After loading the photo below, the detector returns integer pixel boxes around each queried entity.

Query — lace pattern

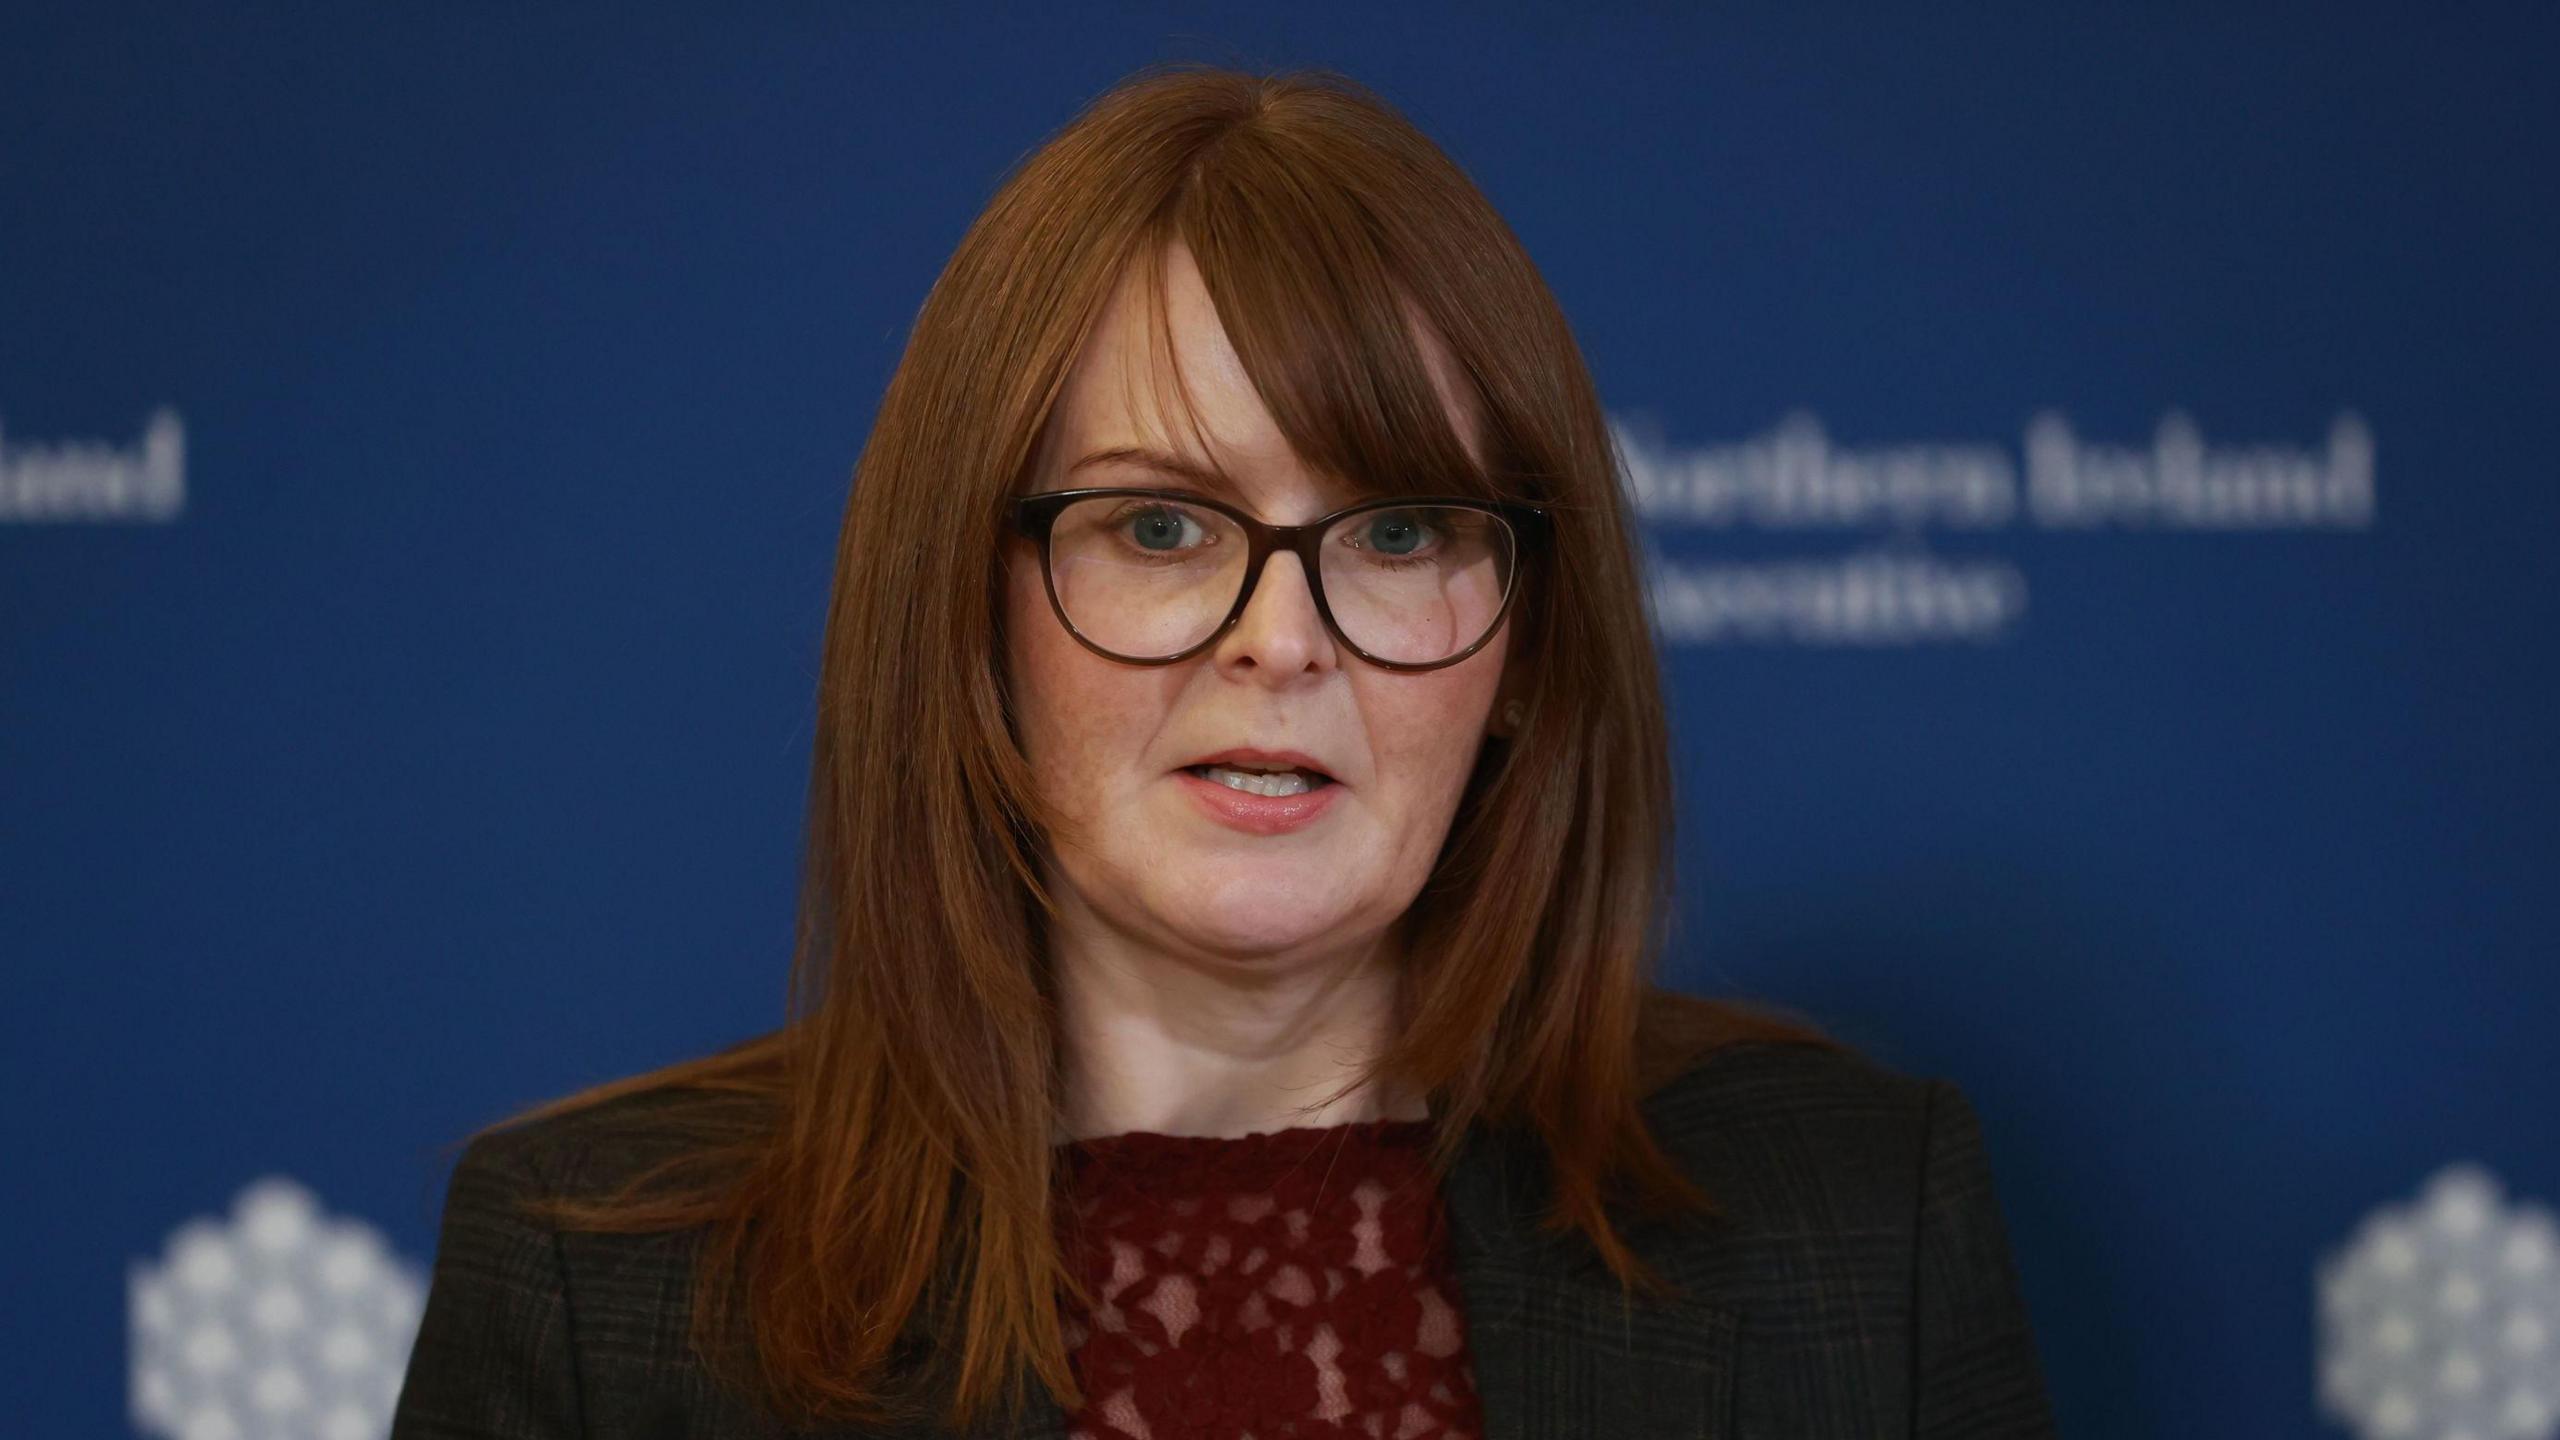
[1054,1117,1483,1440]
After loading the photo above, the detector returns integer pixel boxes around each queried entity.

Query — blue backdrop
[7,6,2556,1438]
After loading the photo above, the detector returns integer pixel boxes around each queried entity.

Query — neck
[1049,894,1426,1142]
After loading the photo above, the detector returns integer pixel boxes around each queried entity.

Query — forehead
[1034,238,1484,511]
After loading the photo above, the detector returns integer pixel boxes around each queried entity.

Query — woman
[391,63,2057,1440]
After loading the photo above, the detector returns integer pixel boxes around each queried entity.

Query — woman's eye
[1119,505,1205,550]
[1356,511,1437,556]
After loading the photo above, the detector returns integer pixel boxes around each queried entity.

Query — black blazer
[390,1039,2059,1438]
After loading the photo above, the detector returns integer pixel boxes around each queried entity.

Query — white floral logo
[2318,1162,2560,1440]
[129,1176,427,1440]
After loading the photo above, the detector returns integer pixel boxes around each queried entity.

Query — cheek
[1003,553,1157,809]
[1003,554,1084,769]
[1365,653,1505,817]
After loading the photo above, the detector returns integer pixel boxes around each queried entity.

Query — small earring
[1501,699,1525,730]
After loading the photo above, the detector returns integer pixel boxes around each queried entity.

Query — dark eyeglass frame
[1007,486,1548,673]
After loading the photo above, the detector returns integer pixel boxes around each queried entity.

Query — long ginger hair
[479,61,1844,1434]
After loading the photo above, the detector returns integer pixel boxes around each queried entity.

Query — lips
[1174,765,1344,835]
[1177,746,1339,783]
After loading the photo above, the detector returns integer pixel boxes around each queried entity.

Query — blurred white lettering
[2026,410,2374,529]
[1617,407,2374,645]
[0,407,187,522]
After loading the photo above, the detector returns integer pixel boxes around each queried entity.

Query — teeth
[1199,764,1319,798]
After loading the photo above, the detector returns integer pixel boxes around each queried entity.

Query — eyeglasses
[1007,487,1546,672]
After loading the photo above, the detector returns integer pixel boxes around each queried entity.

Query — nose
[1210,551,1338,681]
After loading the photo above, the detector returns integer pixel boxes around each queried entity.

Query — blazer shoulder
[395,1084,772,1439]
[1632,993,1951,1235]
[1635,985,1929,1128]
[454,1073,780,1219]
[428,1081,768,1340]
[1642,1034,1930,1132]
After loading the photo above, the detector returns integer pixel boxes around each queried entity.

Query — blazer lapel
[1441,1118,1742,1440]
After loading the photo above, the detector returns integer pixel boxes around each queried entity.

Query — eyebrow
[1067,446,1248,501]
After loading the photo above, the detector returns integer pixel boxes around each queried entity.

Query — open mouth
[1182,763,1337,798]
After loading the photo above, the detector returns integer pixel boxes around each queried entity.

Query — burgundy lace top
[1053,1117,1485,1440]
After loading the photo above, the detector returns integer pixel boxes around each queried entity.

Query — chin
[1168,870,1360,955]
